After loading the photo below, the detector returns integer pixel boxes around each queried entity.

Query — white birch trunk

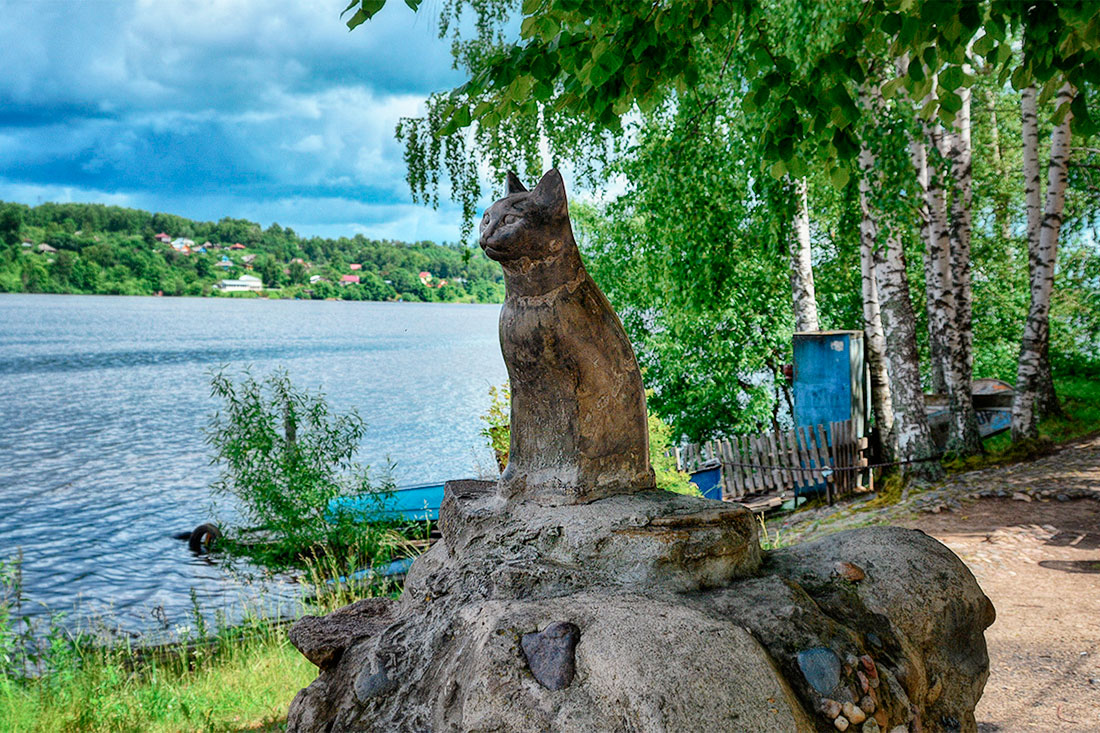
[872,226,943,480]
[946,87,975,373]
[857,143,895,460]
[914,118,982,456]
[1013,84,1074,440]
[941,85,983,454]
[911,136,949,394]
[789,177,820,332]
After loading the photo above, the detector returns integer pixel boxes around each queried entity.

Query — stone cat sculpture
[479,168,655,504]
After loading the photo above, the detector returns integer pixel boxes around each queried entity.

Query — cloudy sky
[0,0,480,242]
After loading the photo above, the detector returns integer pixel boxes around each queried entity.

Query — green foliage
[206,368,396,569]
[647,406,698,497]
[0,199,505,303]
[479,382,511,472]
[361,0,1100,235]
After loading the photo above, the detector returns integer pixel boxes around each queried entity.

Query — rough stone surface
[285,172,994,733]
[287,598,396,669]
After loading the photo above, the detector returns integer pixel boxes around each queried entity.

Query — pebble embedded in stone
[1012,491,1032,502]
[857,670,870,692]
[835,561,866,582]
[842,701,867,724]
[860,694,876,714]
[354,663,397,702]
[834,714,850,731]
[798,647,842,696]
[861,719,880,733]
[860,655,879,687]
[521,621,580,691]
[821,698,841,719]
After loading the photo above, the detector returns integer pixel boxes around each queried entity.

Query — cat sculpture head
[478,169,573,264]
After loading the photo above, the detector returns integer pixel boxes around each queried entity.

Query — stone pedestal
[287,482,994,733]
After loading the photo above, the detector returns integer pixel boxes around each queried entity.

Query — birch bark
[1013,84,1074,440]
[872,225,943,480]
[789,177,820,332]
[914,120,982,456]
[857,143,895,460]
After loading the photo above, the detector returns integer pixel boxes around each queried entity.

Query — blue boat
[328,481,449,524]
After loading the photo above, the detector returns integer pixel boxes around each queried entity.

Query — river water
[0,294,506,637]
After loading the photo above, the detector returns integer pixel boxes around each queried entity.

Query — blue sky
[0,0,477,242]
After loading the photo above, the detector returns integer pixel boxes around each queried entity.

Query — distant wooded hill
[0,200,504,303]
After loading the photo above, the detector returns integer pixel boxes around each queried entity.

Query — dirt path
[907,499,1100,732]
[774,434,1100,732]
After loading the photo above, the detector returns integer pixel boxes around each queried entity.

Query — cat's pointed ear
[531,168,567,217]
[505,171,527,195]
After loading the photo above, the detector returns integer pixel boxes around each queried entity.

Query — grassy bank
[0,626,313,732]
[0,549,400,732]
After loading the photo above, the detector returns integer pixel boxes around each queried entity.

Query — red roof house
[340,275,361,285]
[349,263,362,271]
[230,243,247,250]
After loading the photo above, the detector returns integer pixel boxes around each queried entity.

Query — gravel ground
[769,433,1100,732]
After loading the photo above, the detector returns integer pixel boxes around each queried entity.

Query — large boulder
[287,489,994,733]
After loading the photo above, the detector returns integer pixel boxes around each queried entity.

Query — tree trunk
[985,89,1013,241]
[857,143,895,461]
[1013,84,1074,440]
[912,137,949,394]
[789,177,820,332]
[941,87,983,455]
[872,226,943,481]
[914,121,982,457]
[945,87,975,375]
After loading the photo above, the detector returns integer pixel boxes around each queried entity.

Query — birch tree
[1013,84,1076,440]
[789,178,820,332]
[871,222,942,480]
[857,142,895,460]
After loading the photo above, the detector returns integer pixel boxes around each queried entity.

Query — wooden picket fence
[676,420,869,506]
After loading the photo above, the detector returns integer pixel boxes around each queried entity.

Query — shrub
[206,368,395,569]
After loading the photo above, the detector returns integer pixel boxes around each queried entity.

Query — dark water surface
[0,294,505,636]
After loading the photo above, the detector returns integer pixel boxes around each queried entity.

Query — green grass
[0,620,314,733]
[0,536,412,733]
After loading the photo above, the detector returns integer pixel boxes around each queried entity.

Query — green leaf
[403,0,421,10]
[346,8,369,30]
[940,66,964,91]
[940,90,963,114]
[521,0,541,13]
[922,45,937,72]
[1010,64,1031,91]
[972,32,994,58]
[345,0,385,29]
[829,165,850,189]
[769,160,787,179]
[880,76,905,100]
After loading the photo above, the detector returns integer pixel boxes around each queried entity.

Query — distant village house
[215,274,263,292]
